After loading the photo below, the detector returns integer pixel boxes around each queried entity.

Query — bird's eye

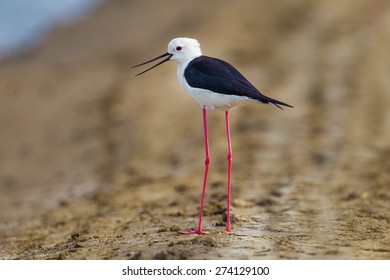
[176,46,182,51]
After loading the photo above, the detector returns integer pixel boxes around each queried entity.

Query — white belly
[184,86,255,110]
[177,63,256,110]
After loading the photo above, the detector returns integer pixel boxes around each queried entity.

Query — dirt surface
[1,0,390,259]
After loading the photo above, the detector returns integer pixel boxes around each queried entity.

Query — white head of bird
[167,37,202,64]
[132,37,202,76]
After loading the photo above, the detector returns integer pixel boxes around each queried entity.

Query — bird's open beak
[132,52,173,76]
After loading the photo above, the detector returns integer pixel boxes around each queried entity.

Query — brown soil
[0,0,389,259]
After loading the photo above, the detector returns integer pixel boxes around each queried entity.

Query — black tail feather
[258,94,293,110]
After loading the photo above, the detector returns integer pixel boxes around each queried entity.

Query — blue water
[0,0,103,57]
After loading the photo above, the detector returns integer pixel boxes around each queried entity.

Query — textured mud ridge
[0,0,389,259]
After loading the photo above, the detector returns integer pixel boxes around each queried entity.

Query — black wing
[184,56,293,109]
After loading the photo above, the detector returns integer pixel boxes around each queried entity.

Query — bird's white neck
[177,59,192,87]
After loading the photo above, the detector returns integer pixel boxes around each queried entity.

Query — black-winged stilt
[133,37,293,234]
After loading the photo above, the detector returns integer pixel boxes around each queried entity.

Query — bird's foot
[178,229,208,235]
[225,225,232,234]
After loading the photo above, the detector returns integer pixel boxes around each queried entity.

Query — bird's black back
[184,56,292,109]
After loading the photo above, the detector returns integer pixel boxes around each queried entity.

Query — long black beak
[132,52,173,76]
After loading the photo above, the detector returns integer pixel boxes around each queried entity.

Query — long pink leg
[225,110,232,233]
[179,107,210,234]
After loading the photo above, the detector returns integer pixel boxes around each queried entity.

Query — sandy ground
[0,0,389,259]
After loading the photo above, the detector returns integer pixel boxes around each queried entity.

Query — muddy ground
[0,0,389,259]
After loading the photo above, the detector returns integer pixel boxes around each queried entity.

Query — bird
[133,37,293,234]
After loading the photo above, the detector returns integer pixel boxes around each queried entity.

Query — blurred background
[0,0,103,57]
[0,0,389,259]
